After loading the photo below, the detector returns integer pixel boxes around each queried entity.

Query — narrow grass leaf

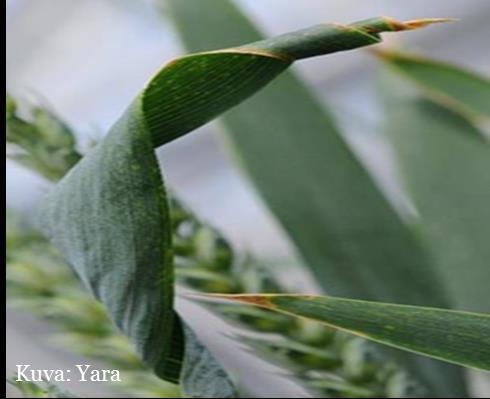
[208,294,490,371]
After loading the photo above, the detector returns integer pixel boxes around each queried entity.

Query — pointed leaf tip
[351,17,455,37]
[396,17,458,31]
[209,294,490,371]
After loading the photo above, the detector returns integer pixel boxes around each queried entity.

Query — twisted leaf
[38,15,449,396]
[205,294,490,371]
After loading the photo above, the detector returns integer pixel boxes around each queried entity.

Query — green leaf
[207,294,490,371]
[379,55,490,313]
[38,10,438,395]
[166,1,466,396]
[181,328,237,398]
[376,50,490,125]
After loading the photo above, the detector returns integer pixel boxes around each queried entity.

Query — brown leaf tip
[387,17,458,31]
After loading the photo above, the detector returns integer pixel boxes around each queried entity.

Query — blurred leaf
[5,95,82,181]
[165,1,466,396]
[238,335,340,371]
[379,55,490,313]
[210,294,490,370]
[376,50,490,126]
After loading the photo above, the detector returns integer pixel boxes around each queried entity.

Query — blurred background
[6,0,490,397]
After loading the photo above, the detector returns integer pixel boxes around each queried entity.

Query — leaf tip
[390,17,458,31]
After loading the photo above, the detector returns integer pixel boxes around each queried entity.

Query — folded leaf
[207,294,490,371]
[379,56,490,313]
